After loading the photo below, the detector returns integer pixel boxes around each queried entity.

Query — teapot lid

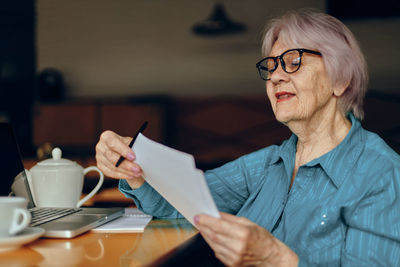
[37,147,75,166]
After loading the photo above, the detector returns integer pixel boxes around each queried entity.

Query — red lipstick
[275,91,295,102]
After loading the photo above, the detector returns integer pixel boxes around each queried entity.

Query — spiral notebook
[92,208,152,233]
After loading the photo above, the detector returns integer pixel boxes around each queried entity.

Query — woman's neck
[288,109,351,167]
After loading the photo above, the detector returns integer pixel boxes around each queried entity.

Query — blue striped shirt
[120,114,400,266]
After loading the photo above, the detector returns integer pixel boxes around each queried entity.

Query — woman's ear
[333,80,350,97]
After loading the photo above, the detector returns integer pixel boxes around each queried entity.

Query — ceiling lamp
[192,3,246,37]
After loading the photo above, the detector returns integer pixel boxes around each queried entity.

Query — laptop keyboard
[30,207,82,227]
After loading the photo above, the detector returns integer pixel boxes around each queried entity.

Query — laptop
[0,123,124,238]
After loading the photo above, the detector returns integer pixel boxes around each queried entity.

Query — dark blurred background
[1,0,399,206]
[1,0,399,164]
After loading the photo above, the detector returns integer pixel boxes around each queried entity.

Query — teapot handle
[77,166,104,207]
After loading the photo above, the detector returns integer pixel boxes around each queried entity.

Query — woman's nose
[269,62,289,84]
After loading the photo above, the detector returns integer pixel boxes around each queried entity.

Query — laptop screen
[0,123,35,208]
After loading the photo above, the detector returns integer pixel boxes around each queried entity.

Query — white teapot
[26,147,104,208]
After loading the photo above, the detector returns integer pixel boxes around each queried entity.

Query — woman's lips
[275,91,295,103]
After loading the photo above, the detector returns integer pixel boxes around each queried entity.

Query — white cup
[0,197,31,238]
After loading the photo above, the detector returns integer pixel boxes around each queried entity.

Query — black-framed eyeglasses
[256,48,322,81]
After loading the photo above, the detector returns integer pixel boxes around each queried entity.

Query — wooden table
[0,219,197,267]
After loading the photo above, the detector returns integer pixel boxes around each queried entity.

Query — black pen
[115,121,148,167]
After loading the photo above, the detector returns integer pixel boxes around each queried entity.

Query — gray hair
[262,9,368,119]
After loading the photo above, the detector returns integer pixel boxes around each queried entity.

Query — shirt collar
[272,134,297,180]
[305,113,364,188]
[272,113,365,188]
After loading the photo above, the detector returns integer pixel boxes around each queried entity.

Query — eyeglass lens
[258,50,302,80]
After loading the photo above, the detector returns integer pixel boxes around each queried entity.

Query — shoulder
[350,128,400,192]
[359,129,400,169]
[346,114,400,170]
[339,127,400,226]
[239,144,281,165]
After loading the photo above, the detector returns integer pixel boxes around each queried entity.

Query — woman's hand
[95,130,145,189]
[194,212,298,267]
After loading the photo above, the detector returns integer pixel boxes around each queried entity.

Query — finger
[196,212,249,226]
[97,157,136,179]
[96,142,144,181]
[220,212,253,225]
[96,148,140,176]
[202,234,236,266]
[96,138,138,172]
[197,214,256,257]
[200,225,233,252]
[95,147,121,171]
[98,130,135,162]
[96,136,127,168]
[97,145,122,167]
[112,135,135,161]
[196,214,241,248]
[195,213,222,227]
[199,214,280,266]
[196,213,244,237]
[119,160,143,176]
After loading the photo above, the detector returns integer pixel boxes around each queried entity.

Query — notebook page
[92,208,152,233]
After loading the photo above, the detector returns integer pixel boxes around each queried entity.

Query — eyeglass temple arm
[302,49,321,56]
[256,64,269,70]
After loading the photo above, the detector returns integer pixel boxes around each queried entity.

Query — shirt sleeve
[341,166,400,266]
[204,151,267,214]
[118,147,271,218]
[119,179,183,218]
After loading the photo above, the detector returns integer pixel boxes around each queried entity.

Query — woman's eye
[291,57,300,66]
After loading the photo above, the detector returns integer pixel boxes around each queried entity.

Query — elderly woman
[95,9,400,266]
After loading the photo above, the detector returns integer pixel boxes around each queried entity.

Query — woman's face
[266,39,337,126]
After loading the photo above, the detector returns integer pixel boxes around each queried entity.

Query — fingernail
[131,166,141,174]
[127,152,135,161]
[194,215,199,225]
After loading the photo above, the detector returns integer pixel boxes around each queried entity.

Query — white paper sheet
[92,208,152,233]
[132,133,220,226]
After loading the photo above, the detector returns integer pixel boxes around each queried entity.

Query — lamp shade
[192,4,246,36]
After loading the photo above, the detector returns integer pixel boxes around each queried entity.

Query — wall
[37,0,400,98]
